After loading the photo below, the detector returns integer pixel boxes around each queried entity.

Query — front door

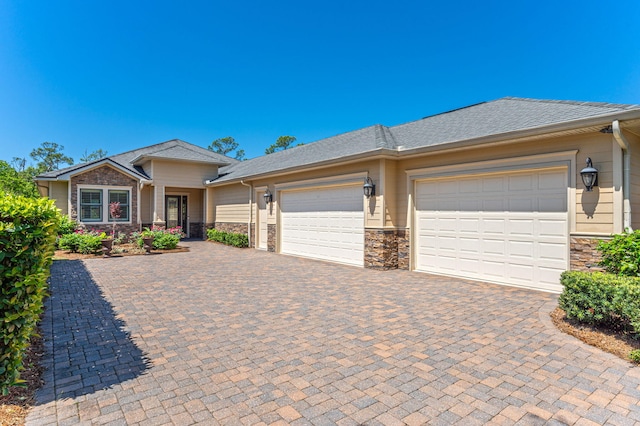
[166,195,188,236]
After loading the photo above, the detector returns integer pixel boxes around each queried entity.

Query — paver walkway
[28,241,640,425]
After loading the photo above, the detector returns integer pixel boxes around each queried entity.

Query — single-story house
[38,97,640,292]
[35,139,238,239]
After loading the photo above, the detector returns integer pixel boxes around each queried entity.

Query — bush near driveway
[0,193,59,394]
[134,226,185,250]
[207,228,249,248]
[597,230,640,277]
[559,271,640,337]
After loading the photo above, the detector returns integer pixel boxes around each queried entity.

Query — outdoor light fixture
[580,157,598,192]
[363,177,375,198]
[263,189,273,204]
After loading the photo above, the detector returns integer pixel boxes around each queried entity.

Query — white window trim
[77,184,133,225]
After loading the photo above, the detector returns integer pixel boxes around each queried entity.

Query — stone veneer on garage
[570,236,605,272]
[364,229,410,270]
[70,165,139,236]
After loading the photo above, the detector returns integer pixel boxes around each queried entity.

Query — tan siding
[383,160,397,227]
[397,132,614,233]
[213,184,251,223]
[152,160,218,188]
[50,181,69,215]
[248,160,383,226]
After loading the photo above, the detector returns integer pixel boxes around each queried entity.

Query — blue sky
[1,1,639,164]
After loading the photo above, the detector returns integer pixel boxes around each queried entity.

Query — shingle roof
[36,139,238,180]
[211,97,640,184]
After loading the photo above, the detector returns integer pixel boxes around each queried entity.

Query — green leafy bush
[56,214,78,236]
[0,193,59,393]
[598,230,640,277]
[136,226,184,250]
[207,228,249,248]
[559,271,640,335]
[630,350,640,363]
[57,230,103,254]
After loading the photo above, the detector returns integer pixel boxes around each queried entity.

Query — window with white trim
[108,190,130,221]
[80,189,103,222]
[78,186,131,223]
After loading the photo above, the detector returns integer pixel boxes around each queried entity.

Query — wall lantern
[580,157,598,192]
[263,189,273,204]
[363,177,375,198]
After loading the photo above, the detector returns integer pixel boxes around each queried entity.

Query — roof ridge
[499,96,640,110]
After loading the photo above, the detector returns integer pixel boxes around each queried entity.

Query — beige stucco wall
[394,132,615,234]
[140,185,153,223]
[49,181,69,216]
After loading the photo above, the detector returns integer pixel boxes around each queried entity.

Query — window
[80,189,102,222]
[78,186,131,223]
[108,190,130,221]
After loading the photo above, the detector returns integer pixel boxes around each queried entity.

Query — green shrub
[136,226,183,250]
[559,271,640,335]
[630,350,640,363]
[0,193,59,394]
[56,214,77,236]
[598,230,640,277]
[207,228,249,248]
[57,230,103,254]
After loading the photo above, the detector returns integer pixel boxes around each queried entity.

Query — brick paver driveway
[28,241,640,425]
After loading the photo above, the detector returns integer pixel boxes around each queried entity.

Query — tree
[0,160,39,198]
[80,149,108,162]
[265,135,301,155]
[30,141,73,173]
[208,136,245,161]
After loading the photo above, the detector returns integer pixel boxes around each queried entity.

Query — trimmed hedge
[207,229,249,248]
[57,231,103,254]
[559,271,640,336]
[0,193,59,394]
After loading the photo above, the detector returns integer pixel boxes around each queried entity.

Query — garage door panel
[281,185,364,266]
[415,168,568,292]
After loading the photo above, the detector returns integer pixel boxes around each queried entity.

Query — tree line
[1,136,303,198]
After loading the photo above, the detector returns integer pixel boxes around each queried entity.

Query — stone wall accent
[70,165,139,235]
[570,236,605,272]
[364,229,399,270]
[213,222,249,235]
[397,229,410,270]
[267,224,276,252]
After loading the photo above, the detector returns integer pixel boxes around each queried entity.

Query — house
[38,97,640,292]
[204,97,640,293]
[35,139,238,239]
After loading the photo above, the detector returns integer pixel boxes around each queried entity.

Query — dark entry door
[165,195,187,233]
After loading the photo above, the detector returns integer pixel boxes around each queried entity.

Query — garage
[414,167,568,292]
[280,185,364,266]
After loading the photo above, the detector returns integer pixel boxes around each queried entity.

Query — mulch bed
[550,307,640,364]
[0,332,45,426]
[53,243,189,260]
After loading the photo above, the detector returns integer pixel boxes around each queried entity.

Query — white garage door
[415,167,568,292]
[281,185,364,266]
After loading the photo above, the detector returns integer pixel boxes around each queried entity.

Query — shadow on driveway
[36,260,151,404]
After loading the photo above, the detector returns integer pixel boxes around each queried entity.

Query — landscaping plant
[597,229,640,277]
[207,228,249,248]
[0,193,59,394]
[136,226,184,250]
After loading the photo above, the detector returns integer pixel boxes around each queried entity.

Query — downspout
[612,120,632,231]
[240,180,252,247]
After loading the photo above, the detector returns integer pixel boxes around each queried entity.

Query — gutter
[612,120,632,231]
[240,180,252,247]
